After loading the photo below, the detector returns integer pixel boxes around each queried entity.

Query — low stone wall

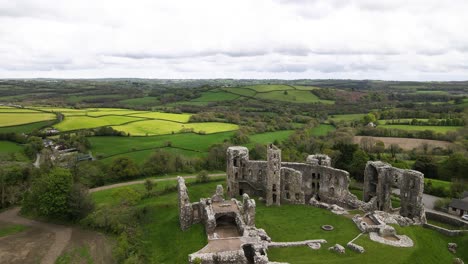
[425,211,468,228]
[423,223,468,237]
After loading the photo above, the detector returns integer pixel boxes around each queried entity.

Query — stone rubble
[328,244,346,254]
[448,242,458,254]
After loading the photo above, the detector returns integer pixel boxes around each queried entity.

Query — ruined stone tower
[226,146,249,198]
[266,144,281,206]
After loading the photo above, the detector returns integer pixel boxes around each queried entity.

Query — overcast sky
[1,0,468,80]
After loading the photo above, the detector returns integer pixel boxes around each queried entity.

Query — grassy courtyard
[90,179,467,264]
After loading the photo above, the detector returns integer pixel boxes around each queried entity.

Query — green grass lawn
[256,90,334,104]
[91,179,467,264]
[379,124,461,133]
[0,112,56,127]
[311,124,336,136]
[55,115,145,131]
[0,224,27,237]
[191,91,240,102]
[424,178,451,191]
[329,114,366,122]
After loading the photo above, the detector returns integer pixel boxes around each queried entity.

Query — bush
[434,198,451,211]
[196,170,209,183]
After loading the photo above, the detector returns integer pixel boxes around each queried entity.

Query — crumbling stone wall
[363,161,425,222]
[280,167,305,204]
[177,177,194,230]
[266,144,281,206]
[226,145,359,208]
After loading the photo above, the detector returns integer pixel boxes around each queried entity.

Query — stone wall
[363,161,425,222]
[177,177,194,231]
[266,144,281,206]
[426,211,468,228]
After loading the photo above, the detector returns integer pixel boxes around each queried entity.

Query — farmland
[55,115,145,131]
[378,124,461,133]
[329,114,366,122]
[0,112,56,127]
[112,120,238,136]
[353,136,455,151]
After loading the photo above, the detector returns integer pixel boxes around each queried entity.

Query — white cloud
[0,0,468,80]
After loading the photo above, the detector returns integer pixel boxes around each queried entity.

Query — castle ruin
[226,144,425,222]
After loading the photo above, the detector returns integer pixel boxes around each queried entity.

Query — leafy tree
[24,136,43,159]
[438,153,468,181]
[349,149,369,181]
[23,168,93,221]
[144,179,155,195]
[108,157,140,181]
[412,156,438,179]
[332,142,358,171]
[142,150,176,176]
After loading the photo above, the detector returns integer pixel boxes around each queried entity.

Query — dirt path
[89,173,226,193]
[0,207,72,264]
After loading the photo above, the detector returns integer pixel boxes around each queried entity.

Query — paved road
[393,189,468,223]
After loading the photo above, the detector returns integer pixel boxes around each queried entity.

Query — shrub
[196,170,209,183]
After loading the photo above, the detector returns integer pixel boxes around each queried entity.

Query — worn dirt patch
[353,136,455,151]
[58,228,114,264]
[0,226,54,264]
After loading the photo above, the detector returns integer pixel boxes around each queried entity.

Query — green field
[246,84,295,92]
[0,107,42,113]
[90,179,468,264]
[192,91,240,102]
[0,120,54,133]
[112,120,238,136]
[294,85,321,90]
[89,131,235,159]
[119,96,160,106]
[414,90,450,95]
[311,124,336,136]
[0,112,56,127]
[329,114,366,122]
[0,141,23,153]
[379,124,461,133]
[0,140,29,161]
[55,115,144,131]
[85,110,144,117]
[256,90,334,104]
[223,87,257,97]
[127,112,192,122]
[99,147,204,165]
[247,130,295,147]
